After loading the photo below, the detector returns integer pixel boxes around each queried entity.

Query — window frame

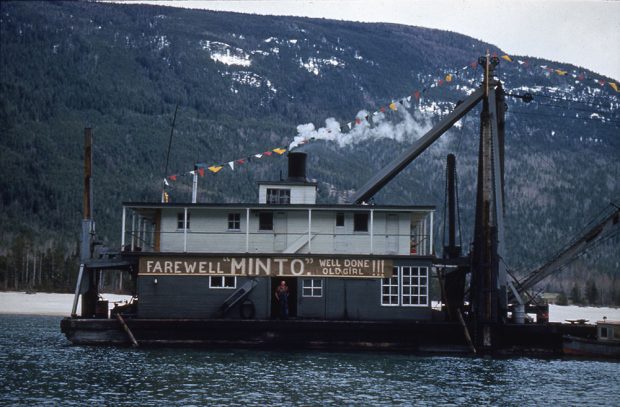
[177,212,190,230]
[335,212,345,228]
[227,212,241,231]
[266,188,291,204]
[302,279,323,298]
[209,276,237,289]
[381,266,428,307]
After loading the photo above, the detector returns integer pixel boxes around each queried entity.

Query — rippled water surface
[1,315,619,406]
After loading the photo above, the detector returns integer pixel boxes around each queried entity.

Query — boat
[563,320,620,358]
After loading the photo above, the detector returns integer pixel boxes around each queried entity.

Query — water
[1,315,618,406]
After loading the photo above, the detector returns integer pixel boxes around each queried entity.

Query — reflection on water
[0,315,618,405]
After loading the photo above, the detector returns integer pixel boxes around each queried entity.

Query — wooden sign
[139,256,393,279]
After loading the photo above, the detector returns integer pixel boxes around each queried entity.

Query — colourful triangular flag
[236,159,245,164]
[273,148,286,155]
[228,161,235,170]
[254,154,263,159]
[445,74,452,82]
[197,168,205,177]
[407,95,411,102]
[170,175,177,181]
[501,55,512,62]
[263,151,273,156]
[347,122,352,129]
[208,165,223,174]
[163,178,169,186]
[555,69,567,76]
[355,118,361,125]
[389,102,397,111]
[610,82,619,92]
[414,90,420,100]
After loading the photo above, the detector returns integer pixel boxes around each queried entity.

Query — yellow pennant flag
[501,55,513,62]
[208,165,223,174]
[273,148,287,155]
[609,82,619,92]
[555,69,568,76]
[445,74,452,82]
[389,102,397,111]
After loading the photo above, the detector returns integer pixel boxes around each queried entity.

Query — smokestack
[287,152,307,182]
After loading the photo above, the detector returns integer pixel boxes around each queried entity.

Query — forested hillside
[0,1,618,302]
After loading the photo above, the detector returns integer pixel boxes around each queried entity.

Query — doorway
[270,277,297,319]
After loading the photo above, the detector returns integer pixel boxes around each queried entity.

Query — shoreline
[1,291,619,321]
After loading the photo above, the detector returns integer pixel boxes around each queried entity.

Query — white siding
[155,208,427,255]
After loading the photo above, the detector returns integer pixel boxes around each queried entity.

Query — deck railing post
[308,209,312,253]
[183,207,188,252]
[121,206,126,251]
[370,209,374,254]
[245,208,250,253]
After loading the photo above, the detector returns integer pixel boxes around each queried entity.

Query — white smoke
[289,100,433,150]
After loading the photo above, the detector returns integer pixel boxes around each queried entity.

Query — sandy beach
[0,291,618,322]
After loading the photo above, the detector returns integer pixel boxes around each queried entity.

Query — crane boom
[350,87,485,204]
[510,204,620,301]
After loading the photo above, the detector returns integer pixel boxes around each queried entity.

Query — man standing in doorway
[275,280,289,319]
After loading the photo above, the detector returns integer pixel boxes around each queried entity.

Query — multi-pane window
[177,212,190,230]
[353,213,368,232]
[228,213,241,230]
[401,266,428,306]
[209,276,236,289]
[336,212,345,227]
[259,212,273,230]
[266,188,291,204]
[381,267,400,306]
[381,266,428,306]
[302,279,323,297]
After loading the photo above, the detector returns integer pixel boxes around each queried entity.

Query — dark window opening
[336,212,345,227]
[259,212,273,230]
[353,213,369,232]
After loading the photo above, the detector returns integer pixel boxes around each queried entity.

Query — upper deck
[121,202,435,256]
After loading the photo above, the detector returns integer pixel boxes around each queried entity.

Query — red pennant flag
[380,107,386,113]
[169,175,177,181]
[198,168,205,177]
[598,79,605,86]
[263,151,273,156]
[438,79,444,86]
[236,159,245,164]
[414,90,420,100]
[578,73,585,81]
[355,118,361,125]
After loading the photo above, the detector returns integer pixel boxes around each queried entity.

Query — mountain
[0,1,618,301]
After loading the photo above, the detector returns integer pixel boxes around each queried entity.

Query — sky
[117,0,620,80]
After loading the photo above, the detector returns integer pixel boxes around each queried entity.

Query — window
[401,266,428,306]
[353,213,368,232]
[259,212,273,230]
[381,267,400,306]
[177,212,190,230]
[381,266,428,307]
[228,213,241,230]
[336,212,345,227]
[302,279,323,297]
[600,327,608,339]
[210,276,236,289]
[267,188,291,204]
